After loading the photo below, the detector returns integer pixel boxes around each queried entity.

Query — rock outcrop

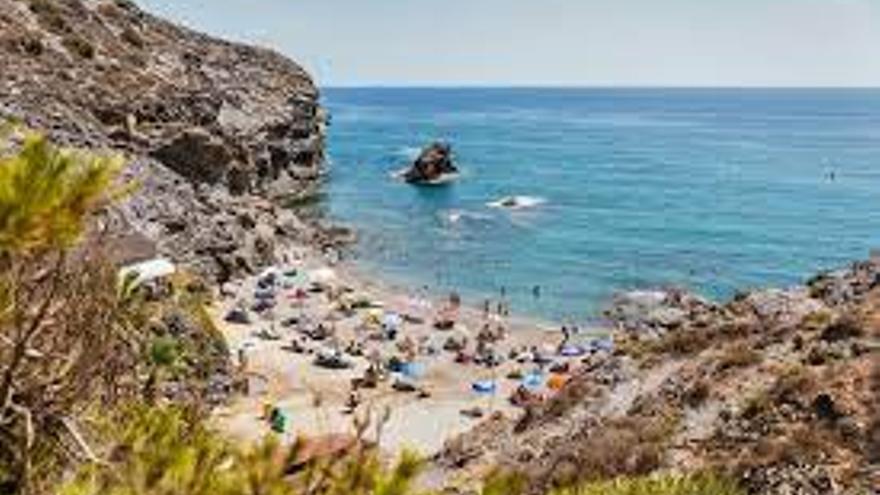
[0,0,331,281]
[402,141,458,184]
[439,260,880,494]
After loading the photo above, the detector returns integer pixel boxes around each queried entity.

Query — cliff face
[0,0,330,280]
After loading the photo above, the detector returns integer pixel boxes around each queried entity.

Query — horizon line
[322,83,880,90]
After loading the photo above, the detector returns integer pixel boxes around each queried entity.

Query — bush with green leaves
[60,405,429,495]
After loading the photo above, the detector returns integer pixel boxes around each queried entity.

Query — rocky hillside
[0,0,336,281]
[440,259,880,494]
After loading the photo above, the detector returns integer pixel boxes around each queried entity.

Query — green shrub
[0,129,132,493]
[716,343,760,372]
[59,405,429,495]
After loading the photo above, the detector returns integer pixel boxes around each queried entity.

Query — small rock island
[402,141,459,184]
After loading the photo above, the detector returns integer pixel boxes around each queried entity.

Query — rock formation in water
[0,0,334,281]
[403,141,458,184]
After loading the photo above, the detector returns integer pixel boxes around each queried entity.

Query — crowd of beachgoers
[210,247,613,454]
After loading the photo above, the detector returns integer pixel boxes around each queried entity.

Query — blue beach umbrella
[559,344,585,357]
[471,380,497,395]
[590,336,614,353]
[400,362,425,379]
[521,371,545,391]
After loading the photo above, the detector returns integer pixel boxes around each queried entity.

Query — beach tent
[118,258,175,287]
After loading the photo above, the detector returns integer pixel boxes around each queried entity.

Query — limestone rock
[402,142,458,184]
[0,0,327,281]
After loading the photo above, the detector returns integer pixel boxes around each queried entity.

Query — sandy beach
[209,245,603,456]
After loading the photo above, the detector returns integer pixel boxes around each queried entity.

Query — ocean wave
[486,195,547,210]
[439,209,493,225]
[389,168,460,185]
[393,146,423,160]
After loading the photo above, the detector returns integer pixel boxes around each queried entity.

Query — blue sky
[139,0,880,87]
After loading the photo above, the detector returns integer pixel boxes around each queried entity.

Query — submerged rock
[402,142,458,184]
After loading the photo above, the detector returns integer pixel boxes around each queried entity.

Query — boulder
[604,289,714,337]
[402,142,458,184]
[741,288,826,329]
[152,127,236,185]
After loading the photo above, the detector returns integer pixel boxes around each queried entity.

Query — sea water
[322,88,880,321]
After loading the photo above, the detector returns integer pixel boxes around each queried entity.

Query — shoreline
[209,242,609,456]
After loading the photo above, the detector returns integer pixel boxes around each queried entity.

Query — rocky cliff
[0,0,333,281]
[440,259,880,494]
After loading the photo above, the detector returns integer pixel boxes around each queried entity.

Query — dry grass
[539,414,680,489]
[62,35,95,59]
[716,343,761,373]
[682,379,711,407]
[820,313,866,342]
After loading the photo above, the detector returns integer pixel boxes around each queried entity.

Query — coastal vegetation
[0,127,753,495]
[1,1,876,494]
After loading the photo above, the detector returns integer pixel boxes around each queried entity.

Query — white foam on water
[438,209,492,225]
[486,195,547,210]
[394,146,423,160]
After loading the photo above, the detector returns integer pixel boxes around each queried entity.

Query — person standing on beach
[559,325,571,352]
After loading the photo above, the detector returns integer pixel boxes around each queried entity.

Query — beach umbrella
[383,312,402,330]
[590,336,615,353]
[400,362,425,380]
[471,379,497,395]
[559,344,585,357]
[547,373,568,392]
[521,371,545,391]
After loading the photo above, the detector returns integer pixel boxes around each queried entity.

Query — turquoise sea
[322,88,880,321]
